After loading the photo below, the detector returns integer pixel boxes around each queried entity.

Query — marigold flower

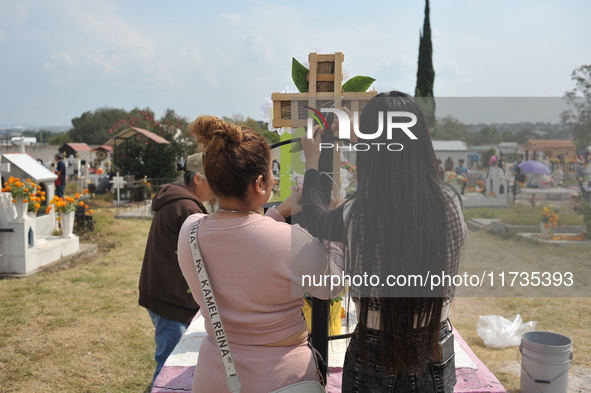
[78,201,84,206]
[12,199,16,203]
[22,199,28,203]
[84,205,89,209]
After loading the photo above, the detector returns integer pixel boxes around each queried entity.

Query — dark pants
[56,184,65,198]
[342,325,456,393]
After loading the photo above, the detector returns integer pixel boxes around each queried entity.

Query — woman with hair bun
[177,116,343,392]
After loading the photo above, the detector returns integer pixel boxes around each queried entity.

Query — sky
[0,0,590,128]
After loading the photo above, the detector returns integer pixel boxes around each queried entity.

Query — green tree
[111,108,198,179]
[48,132,72,145]
[415,0,435,128]
[223,114,280,144]
[69,107,128,145]
[482,148,497,168]
[473,126,501,145]
[562,65,591,152]
[21,129,53,143]
[433,116,472,142]
[503,127,537,145]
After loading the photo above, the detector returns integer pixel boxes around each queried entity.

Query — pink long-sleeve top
[177,209,343,346]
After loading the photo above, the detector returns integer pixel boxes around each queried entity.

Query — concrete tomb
[0,153,79,275]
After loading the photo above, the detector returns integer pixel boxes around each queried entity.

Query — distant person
[497,152,505,173]
[54,153,66,198]
[455,159,468,194]
[528,173,541,188]
[437,159,444,180]
[95,174,113,195]
[138,153,215,385]
[512,154,525,196]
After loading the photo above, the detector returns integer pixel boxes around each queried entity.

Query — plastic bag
[476,314,537,348]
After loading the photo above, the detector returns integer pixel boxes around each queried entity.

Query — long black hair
[345,91,450,373]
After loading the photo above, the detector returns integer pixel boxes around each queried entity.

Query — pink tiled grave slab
[153,314,505,393]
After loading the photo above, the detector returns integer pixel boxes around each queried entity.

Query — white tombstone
[66,155,76,177]
[0,154,79,275]
[462,166,509,208]
[485,166,508,198]
[110,174,126,205]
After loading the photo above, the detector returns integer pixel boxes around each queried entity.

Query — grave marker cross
[110,174,126,205]
[271,53,376,379]
[271,52,376,196]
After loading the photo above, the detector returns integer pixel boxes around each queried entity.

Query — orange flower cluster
[541,205,559,228]
[50,194,81,214]
[2,177,40,201]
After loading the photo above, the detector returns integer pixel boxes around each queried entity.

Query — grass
[0,209,154,393]
[452,226,591,391]
[0,204,589,392]
[463,203,585,226]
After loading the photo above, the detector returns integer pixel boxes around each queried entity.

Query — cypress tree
[415,0,436,128]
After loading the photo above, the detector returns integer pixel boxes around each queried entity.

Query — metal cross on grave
[271,52,377,198]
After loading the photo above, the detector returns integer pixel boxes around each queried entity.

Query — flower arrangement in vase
[2,177,45,219]
[540,205,558,239]
[50,193,82,215]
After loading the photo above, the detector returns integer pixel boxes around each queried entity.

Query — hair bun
[190,115,243,151]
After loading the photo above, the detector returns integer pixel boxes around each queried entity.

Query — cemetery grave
[0,153,83,276]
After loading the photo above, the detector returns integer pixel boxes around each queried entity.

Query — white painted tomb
[462,166,510,208]
[0,153,80,275]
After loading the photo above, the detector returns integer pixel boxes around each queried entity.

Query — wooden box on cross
[271,52,377,129]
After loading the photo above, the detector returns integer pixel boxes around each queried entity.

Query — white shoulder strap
[189,218,242,393]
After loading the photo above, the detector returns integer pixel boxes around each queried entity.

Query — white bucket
[520,331,573,393]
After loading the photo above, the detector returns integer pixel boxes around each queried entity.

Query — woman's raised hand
[275,191,302,218]
[301,126,323,171]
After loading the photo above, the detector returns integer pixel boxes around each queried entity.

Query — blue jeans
[147,309,189,384]
[342,326,456,393]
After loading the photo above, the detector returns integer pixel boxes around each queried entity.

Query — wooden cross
[271,52,377,378]
[271,52,377,196]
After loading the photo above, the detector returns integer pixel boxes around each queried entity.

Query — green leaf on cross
[292,58,309,93]
[342,76,375,92]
